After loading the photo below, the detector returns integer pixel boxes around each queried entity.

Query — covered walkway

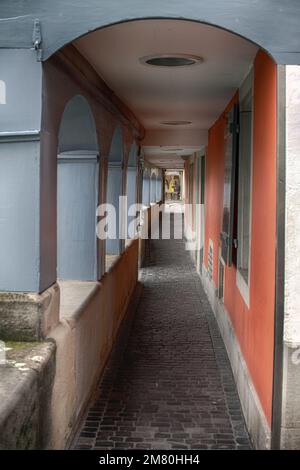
[2,3,300,450]
[74,208,251,450]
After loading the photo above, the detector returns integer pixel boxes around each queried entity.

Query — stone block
[0,283,60,341]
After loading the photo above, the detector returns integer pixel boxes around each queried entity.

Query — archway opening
[57,95,99,281]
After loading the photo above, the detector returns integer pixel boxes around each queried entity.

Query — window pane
[237,89,252,284]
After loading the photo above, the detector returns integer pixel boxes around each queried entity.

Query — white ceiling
[145,146,204,169]
[75,20,257,168]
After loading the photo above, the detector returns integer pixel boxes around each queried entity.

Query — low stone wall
[48,239,139,449]
[0,239,139,449]
[0,284,60,342]
[0,341,55,449]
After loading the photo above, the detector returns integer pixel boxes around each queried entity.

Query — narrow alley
[74,208,251,450]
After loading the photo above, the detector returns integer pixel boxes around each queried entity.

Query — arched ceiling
[75,20,257,168]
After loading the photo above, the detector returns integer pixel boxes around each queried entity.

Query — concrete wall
[280,65,300,448]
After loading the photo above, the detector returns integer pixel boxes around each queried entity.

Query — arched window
[57,95,99,281]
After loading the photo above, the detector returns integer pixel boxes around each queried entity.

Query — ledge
[105,255,120,273]
[58,280,99,322]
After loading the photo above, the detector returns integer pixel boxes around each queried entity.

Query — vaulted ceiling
[75,19,258,168]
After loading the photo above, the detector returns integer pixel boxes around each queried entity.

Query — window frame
[236,68,254,307]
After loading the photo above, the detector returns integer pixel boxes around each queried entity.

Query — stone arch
[2,1,299,64]
[57,95,100,280]
[58,95,98,153]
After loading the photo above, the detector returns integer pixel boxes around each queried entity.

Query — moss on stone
[5,341,38,350]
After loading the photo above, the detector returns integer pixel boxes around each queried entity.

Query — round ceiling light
[140,53,203,67]
[160,120,192,126]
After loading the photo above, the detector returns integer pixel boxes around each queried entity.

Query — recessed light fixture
[160,120,192,126]
[140,53,203,68]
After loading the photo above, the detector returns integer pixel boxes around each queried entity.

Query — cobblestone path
[74,213,251,450]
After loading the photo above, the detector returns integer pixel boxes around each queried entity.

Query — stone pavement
[73,212,252,450]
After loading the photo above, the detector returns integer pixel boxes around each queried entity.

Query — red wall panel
[203,50,277,425]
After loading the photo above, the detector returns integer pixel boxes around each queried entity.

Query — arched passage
[0,3,297,451]
[57,95,99,281]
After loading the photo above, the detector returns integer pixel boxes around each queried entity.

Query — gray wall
[57,95,99,281]
[1,1,300,64]
[0,49,42,292]
[0,46,135,292]
[57,152,98,280]
[142,169,151,207]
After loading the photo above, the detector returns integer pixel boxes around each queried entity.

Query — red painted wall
[203,50,277,425]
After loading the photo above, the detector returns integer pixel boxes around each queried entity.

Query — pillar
[106,162,123,255]
[0,49,59,341]
[274,65,300,449]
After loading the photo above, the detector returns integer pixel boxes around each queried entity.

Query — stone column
[279,65,300,448]
[0,49,59,341]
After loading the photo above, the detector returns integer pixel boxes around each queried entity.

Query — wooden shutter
[220,104,239,266]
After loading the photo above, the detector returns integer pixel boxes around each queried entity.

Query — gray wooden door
[57,151,98,280]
